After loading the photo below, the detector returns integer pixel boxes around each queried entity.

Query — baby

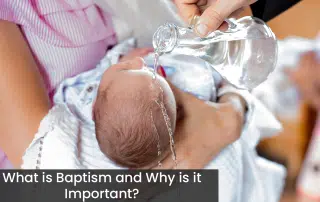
[93,52,216,169]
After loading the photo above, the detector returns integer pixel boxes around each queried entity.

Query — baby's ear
[157,66,167,78]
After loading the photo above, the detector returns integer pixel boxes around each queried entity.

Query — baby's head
[93,58,177,169]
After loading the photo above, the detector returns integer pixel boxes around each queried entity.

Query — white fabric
[22,39,286,202]
[95,0,184,47]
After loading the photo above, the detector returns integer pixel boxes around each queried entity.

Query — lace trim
[33,106,60,169]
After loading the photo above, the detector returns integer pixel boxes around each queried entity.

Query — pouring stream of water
[152,51,178,168]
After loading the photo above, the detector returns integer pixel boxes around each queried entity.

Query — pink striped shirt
[0,0,117,168]
[0,0,117,94]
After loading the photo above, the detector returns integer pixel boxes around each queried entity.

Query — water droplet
[257,50,263,64]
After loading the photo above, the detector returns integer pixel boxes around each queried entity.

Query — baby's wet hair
[93,82,175,168]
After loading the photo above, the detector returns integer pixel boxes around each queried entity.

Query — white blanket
[95,0,184,47]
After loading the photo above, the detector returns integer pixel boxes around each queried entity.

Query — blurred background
[241,0,320,201]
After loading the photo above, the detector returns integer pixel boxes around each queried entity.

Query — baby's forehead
[102,67,156,89]
[98,78,153,103]
[99,66,174,106]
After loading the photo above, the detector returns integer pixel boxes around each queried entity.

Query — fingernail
[159,66,166,78]
[195,23,209,37]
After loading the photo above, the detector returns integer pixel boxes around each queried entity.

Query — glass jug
[153,16,278,90]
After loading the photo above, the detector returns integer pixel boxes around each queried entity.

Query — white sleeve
[21,105,82,169]
[217,85,283,149]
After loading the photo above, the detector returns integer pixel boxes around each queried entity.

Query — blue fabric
[53,54,111,125]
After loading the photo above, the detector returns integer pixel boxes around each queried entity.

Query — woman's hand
[174,0,256,37]
[286,51,320,111]
[155,83,245,169]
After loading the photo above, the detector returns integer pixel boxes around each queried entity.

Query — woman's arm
[0,20,50,167]
[152,86,246,169]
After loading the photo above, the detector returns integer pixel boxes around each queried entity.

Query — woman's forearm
[153,145,221,169]
[154,125,222,169]
[155,94,246,170]
[0,20,50,167]
[174,142,221,169]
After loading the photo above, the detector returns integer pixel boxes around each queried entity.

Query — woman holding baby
[0,0,299,170]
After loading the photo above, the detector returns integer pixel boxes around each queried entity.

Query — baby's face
[99,57,176,113]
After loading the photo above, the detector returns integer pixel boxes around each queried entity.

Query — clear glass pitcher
[153,16,278,90]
